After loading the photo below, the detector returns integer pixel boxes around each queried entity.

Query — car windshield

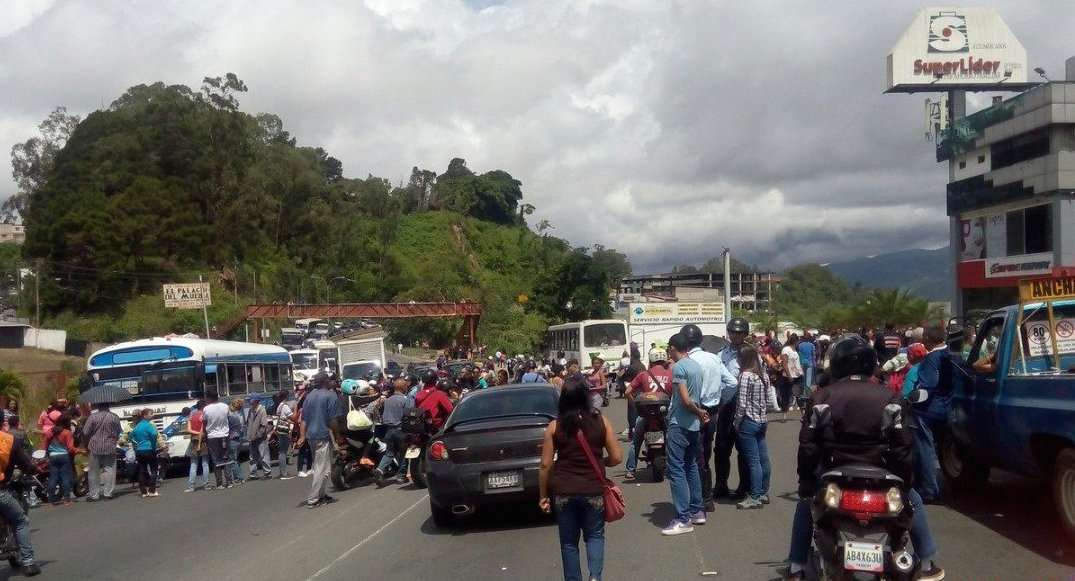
[448,388,558,426]
[584,323,626,348]
[291,353,318,369]
[342,362,382,380]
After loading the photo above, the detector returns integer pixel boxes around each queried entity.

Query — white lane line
[305,493,429,581]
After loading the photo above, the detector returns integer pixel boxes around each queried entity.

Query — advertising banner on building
[960,217,986,261]
[887,7,1028,92]
[163,283,212,309]
[985,252,1053,279]
[985,213,1006,258]
[628,302,725,325]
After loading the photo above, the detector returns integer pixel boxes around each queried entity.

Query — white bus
[85,337,293,460]
[546,320,630,372]
[290,339,339,383]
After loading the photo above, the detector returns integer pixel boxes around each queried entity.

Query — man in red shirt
[185,401,211,491]
[623,352,673,481]
[414,371,454,431]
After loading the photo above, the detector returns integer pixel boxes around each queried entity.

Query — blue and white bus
[85,337,294,459]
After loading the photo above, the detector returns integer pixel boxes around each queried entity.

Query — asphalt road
[17,398,1075,581]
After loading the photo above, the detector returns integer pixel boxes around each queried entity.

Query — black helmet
[727,317,750,334]
[420,368,439,386]
[680,324,703,349]
[827,334,877,381]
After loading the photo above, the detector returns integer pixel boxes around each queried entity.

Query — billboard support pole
[200,274,211,339]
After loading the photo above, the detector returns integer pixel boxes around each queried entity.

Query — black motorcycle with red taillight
[634,391,670,482]
[807,465,918,581]
[400,407,436,489]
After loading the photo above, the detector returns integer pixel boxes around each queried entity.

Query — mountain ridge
[822,246,952,302]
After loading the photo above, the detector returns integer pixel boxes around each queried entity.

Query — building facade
[939,67,1075,312]
[618,270,780,313]
[0,223,24,245]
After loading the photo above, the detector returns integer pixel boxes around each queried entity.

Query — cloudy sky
[1,0,1071,273]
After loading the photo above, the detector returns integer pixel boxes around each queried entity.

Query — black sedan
[424,384,558,527]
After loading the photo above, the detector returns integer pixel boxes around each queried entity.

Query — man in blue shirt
[297,373,341,508]
[680,323,737,513]
[798,334,816,388]
[662,333,710,536]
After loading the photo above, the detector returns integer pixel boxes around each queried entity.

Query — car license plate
[644,431,664,444]
[843,541,884,573]
[404,446,421,459]
[485,470,521,489]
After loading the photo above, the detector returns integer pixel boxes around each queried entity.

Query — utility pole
[34,259,40,328]
[199,274,211,339]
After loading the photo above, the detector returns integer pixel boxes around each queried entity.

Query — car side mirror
[906,389,929,404]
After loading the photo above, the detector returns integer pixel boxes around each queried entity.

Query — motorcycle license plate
[644,431,664,444]
[843,541,884,573]
[404,446,421,459]
[485,470,521,489]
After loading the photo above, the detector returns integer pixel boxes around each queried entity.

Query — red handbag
[576,430,626,522]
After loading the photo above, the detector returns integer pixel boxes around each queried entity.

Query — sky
[1,0,1072,274]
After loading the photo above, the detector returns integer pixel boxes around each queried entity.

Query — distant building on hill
[0,223,24,245]
[618,270,781,313]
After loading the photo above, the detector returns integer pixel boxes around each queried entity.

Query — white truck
[337,334,387,381]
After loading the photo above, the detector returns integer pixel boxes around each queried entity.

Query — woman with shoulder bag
[274,390,294,479]
[539,376,623,581]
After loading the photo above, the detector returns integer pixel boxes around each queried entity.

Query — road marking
[305,493,428,581]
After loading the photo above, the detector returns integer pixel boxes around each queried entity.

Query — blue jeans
[625,417,645,473]
[0,490,34,565]
[666,425,703,522]
[788,486,937,565]
[736,418,770,500]
[188,455,210,488]
[376,427,405,475]
[912,415,941,501]
[229,439,244,482]
[276,433,291,477]
[803,366,815,388]
[47,454,72,502]
[554,494,605,581]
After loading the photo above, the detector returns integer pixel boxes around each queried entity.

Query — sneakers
[623,472,636,482]
[372,469,385,487]
[184,487,195,493]
[395,475,409,484]
[661,520,694,536]
[690,511,707,525]
[919,563,946,581]
[280,474,294,480]
[298,471,309,478]
[21,563,40,577]
[704,499,716,513]
[203,485,214,491]
[759,495,771,505]
[737,497,764,510]
[307,495,340,509]
[147,492,159,497]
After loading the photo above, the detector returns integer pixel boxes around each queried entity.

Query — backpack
[400,407,433,435]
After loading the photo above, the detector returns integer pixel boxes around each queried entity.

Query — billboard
[628,302,725,325]
[163,283,212,309]
[887,7,1028,92]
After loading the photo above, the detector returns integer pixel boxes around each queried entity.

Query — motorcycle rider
[622,350,673,481]
[415,369,454,432]
[0,428,41,576]
[783,335,944,581]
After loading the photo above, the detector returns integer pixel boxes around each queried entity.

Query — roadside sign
[1019,277,1075,302]
[163,283,212,309]
[628,302,725,325]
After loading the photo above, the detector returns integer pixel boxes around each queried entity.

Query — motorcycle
[634,391,670,482]
[29,450,88,501]
[0,474,35,570]
[806,464,917,581]
[330,426,385,491]
[400,408,436,489]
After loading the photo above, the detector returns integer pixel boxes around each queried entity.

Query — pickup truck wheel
[939,432,989,492]
[1053,449,1075,541]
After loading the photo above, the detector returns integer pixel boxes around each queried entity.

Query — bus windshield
[584,323,627,348]
[291,353,318,370]
[342,362,382,381]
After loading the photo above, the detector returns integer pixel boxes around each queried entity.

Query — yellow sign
[1019,277,1075,302]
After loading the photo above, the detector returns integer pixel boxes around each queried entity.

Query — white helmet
[648,348,667,363]
[355,379,372,395]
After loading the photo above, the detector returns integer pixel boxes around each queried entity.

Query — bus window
[247,364,265,393]
[583,323,627,348]
[226,363,247,395]
[264,365,281,392]
[279,365,295,390]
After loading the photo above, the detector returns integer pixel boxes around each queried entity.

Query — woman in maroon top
[539,376,622,581]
